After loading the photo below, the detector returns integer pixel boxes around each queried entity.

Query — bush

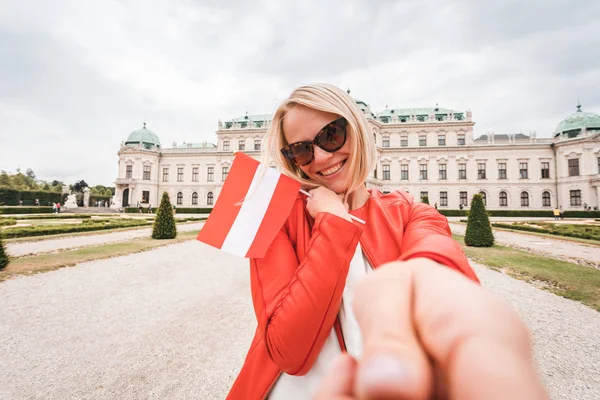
[0,219,17,227]
[152,192,177,239]
[465,194,494,247]
[0,207,54,214]
[125,207,213,214]
[421,195,429,204]
[0,187,62,206]
[0,236,8,270]
[0,219,152,239]
[437,209,600,218]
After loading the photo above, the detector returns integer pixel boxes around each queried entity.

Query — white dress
[268,244,372,399]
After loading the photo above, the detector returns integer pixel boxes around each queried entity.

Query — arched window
[479,191,487,206]
[207,192,214,205]
[177,192,183,205]
[542,191,551,207]
[520,191,529,207]
[499,191,508,207]
[192,192,198,205]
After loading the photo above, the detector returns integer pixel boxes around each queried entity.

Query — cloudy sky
[1,0,599,186]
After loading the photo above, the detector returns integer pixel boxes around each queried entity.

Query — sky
[1,0,599,186]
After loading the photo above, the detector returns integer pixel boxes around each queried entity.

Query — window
[457,135,465,145]
[498,162,507,179]
[177,192,183,205]
[142,191,149,203]
[541,162,550,179]
[458,163,467,180]
[382,136,390,147]
[401,165,409,180]
[192,192,198,205]
[162,168,169,182]
[419,136,427,146]
[192,167,199,182]
[254,139,261,151]
[255,121,263,128]
[438,164,447,180]
[459,191,468,206]
[240,122,247,128]
[207,166,214,182]
[382,165,390,180]
[520,191,529,207]
[417,115,426,122]
[568,159,580,177]
[380,116,390,123]
[223,140,230,151]
[570,190,581,206]
[400,136,408,147]
[238,140,245,151]
[420,191,428,202]
[177,167,184,182]
[499,191,508,207]
[126,165,133,179]
[440,191,448,206]
[419,164,428,180]
[519,162,528,179]
[477,163,486,179]
[222,166,229,181]
[143,165,151,180]
[542,191,551,207]
[207,192,214,205]
[479,191,487,206]
[438,135,446,146]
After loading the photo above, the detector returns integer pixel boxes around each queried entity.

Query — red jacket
[227,190,478,399]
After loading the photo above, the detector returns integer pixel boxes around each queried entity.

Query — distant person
[56,202,61,213]
[173,205,177,214]
[553,207,560,220]
[137,201,142,214]
[434,202,438,210]
[148,203,153,214]
[35,199,40,206]
[559,206,564,220]
[52,203,57,214]
[19,200,23,206]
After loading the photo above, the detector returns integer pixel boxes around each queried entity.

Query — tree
[421,195,429,204]
[25,168,36,180]
[0,171,11,187]
[152,192,177,239]
[0,236,9,271]
[73,180,89,193]
[465,194,494,247]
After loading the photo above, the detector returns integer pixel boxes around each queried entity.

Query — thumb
[352,262,433,399]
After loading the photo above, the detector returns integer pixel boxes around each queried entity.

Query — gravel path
[0,242,598,399]
[5,223,205,258]
[450,223,600,268]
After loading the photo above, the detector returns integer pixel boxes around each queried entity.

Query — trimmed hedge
[0,207,54,215]
[0,236,8,270]
[125,207,213,214]
[439,209,600,218]
[465,194,494,247]
[152,192,177,239]
[0,220,152,239]
[0,219,17,227]
[492,223,600,241]
[0,187,62,206]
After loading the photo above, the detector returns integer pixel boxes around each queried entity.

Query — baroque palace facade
[115,100,600,210]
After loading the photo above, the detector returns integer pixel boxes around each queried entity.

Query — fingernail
[360,355,408,385]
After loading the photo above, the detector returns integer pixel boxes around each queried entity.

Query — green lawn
[454,234,600,311]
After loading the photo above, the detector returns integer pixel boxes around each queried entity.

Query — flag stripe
[196,153,259,249]
[220,166,281,257]
[245,174,301,258]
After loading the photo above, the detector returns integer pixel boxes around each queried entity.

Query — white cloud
[0,0,598,185]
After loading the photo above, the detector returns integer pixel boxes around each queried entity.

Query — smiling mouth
[318,160,346,176]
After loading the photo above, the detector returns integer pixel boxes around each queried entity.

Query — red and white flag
[196,152,301,258]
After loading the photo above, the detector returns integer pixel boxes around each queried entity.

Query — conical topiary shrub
[0,236,9,271]
[152,192,177,239]
[465,194,494,247]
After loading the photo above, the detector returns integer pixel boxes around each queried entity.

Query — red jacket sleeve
[396,195,479,283]
[249,212,362,375]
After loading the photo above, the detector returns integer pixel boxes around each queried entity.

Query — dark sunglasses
[280,117,348,166]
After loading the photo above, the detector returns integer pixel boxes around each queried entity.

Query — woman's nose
[312,146,334,166]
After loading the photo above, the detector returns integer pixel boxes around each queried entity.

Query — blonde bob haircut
[262,83,376,196]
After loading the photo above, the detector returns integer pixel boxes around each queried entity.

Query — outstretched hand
[315,258,548,399]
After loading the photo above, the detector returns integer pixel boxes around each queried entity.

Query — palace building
[115,101,600,210]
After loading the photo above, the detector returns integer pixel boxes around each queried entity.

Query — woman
[227,83,478,399]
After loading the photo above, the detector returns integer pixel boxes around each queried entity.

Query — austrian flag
[196,152,300,258]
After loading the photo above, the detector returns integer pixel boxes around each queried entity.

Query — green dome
[554,105,600,138]
[125,123,161,148]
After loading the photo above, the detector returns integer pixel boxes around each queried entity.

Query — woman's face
[282,105,352,194]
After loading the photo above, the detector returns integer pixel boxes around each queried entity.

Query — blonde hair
[262,83,376,196]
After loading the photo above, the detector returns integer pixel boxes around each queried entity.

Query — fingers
[353,258,548,400]
[408,259,548,400]
[314,353,358,400]
[353,264,434,399]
